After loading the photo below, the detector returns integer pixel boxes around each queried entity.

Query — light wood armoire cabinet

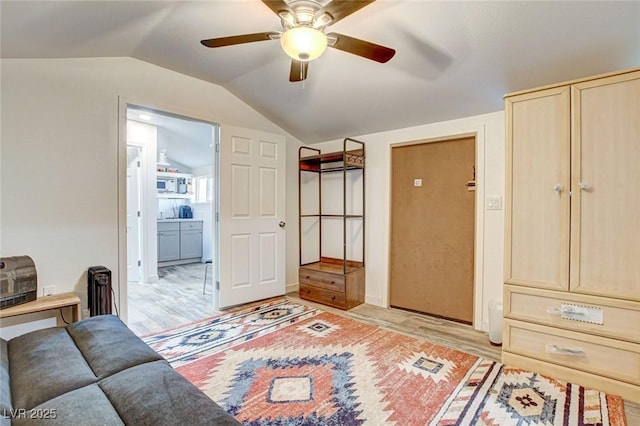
[503,68,640,402]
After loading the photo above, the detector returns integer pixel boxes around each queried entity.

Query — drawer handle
[305,276,310,280]
[330,281,335,285]
[304,288,311,294]
[545,344,586,357]
[547,307,586,317]
[332,295,336,300]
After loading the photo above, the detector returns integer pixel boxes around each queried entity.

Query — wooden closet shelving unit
[298,138,365,310]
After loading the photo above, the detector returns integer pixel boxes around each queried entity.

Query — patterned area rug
[144,299,627,425]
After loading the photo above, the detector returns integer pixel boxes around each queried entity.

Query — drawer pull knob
[331,281,335,284]
[332,295,336,300]
[306,276,310,280]
[545,344,586,357]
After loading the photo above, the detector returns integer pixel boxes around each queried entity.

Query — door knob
[553,184,563,193]
[279,221,286,228]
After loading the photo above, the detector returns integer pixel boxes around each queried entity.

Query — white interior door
[218,125,286,308]
[127,147,142,282]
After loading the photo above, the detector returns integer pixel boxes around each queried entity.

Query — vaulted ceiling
[2,1,639,143]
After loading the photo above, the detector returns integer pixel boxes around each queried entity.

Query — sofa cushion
[12,384,124,426]
[0,339,11,413]
[66,315,163,379]
[8,328,96,410]
[99,360,240,425]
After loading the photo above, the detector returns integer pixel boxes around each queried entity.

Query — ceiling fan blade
[320,0,375,25]
[289,60,309,82]
[201,32,276,48]
[262,0,295,18]
[327,32,395,63]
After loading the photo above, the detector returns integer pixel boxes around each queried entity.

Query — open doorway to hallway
[125,105,219,335]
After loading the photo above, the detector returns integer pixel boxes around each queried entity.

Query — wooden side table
[0,292,82,323]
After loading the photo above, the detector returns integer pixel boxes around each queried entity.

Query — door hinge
[216,281,220,290]
[215,143,220,153]
[137,161,141,168]
[137,210,141,217]
[216,212,220,222]
[137,260,141,267]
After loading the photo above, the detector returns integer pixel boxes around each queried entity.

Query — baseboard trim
[286,283,299,294]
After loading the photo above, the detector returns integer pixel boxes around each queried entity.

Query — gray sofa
[1,315,239,425]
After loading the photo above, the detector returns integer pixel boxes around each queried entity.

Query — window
[195,175,213,203]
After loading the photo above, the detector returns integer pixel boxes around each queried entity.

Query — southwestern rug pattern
[144,299,626,425]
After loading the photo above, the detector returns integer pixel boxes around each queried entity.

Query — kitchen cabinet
[503,67,640,402]
[158,222,180,262]
[180,221,203,259]
[157,220,203,264]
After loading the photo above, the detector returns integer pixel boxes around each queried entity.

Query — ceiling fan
[200,0,396,82]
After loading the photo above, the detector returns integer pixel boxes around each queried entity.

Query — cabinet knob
[332,295,336,300]
[553,184,563,193]
[578,182,591,191]
[330,281,335,285]
[306,275,310,280]
[279,221,286,229]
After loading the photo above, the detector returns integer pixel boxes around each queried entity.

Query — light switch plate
[486,196,502,210]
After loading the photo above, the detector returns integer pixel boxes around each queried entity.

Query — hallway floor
[127,263,217,335]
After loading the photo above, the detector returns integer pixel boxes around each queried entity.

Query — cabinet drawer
[158,222,180,232]
[504,319,640,385]
[299,284,346,309]
[504,285,640,343]
[180,221,203,231]
[299,269,345,292]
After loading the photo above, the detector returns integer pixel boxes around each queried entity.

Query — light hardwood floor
[127,267,639,422]
[128,263,217,335]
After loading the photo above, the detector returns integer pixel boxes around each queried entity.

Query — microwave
[157,177,176,193]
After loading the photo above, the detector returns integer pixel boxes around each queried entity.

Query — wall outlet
[42,286,56,296]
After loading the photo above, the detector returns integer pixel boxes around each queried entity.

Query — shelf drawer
[504,319,640,385]
[299,269,345,292]
[504,285,640,343]
[299,284,346,309]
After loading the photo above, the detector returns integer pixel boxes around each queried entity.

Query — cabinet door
[571,71,640,300]
[158,231,180,261]
[505,86,570,291]
[180,230,203,259]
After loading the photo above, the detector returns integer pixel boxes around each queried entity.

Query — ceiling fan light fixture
[280,27,327,61]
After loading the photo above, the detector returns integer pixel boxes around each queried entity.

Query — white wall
[1,57,303,334]
[312,111,505,331]
[192,165,214,262]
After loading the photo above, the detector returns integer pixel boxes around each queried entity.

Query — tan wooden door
[505,87,571,292]
[389,137,475,323]
[570,71,640,301]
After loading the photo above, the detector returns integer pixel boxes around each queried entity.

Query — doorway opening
[389,136,476,324]
[124,105,219,335]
